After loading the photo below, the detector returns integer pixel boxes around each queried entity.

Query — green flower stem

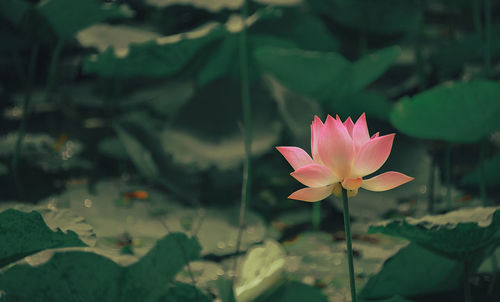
[484,0,491,75]
[233,0,252,284]
[341,188,357,302]
[473,0,482,38]
[479,140,487,206]
[464,258,472,302]
[445,143,452,211]
[312,202,321,231]
[428,155,436,213]
[12,44,39,200]
[44,40,64,103]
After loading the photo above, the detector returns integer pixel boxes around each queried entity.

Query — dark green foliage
[360,243,464,299]
[257,281,329,302]
[390,80,500,143]
[0,209,86,268]
[0,233,203,302]
[368,207,500,260]
[461,154,500,188]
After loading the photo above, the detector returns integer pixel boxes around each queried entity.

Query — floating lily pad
[234,240,287,302]
[390,80,500,143]
[461,154,500,189]
[359,243,464,299]
[145,0,243,12]
[0,233,205,302]
[254,46,400,103]
[0,209,86,268]
[369,206,500,260]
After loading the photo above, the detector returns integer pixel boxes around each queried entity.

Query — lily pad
[145,0,243,12]
[0,209,86,268]
[390,80,500,143]
[368,206,500,260]
[254,46,400,102]
[0,233,205,302]
[359,243,464,299]
[461,154,500,189]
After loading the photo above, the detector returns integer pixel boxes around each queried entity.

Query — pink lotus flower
[277,114,413,202]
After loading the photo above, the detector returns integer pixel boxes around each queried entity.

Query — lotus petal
[276,146,313,170]
[352,134,395,177]
[288,185,334,202]
[318,115,354,178]
[291,163,339,188]
[362,171,413,191]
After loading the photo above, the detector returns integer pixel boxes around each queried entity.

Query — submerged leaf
[0,209,86,268]
[390,80,500,143]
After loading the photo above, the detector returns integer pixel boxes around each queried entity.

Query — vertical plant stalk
[12,44,39,200]
[478,140,487,206]
[416,0,426,91]
[464,258,472,302]
[445,143,452,210]
[472,0,482,38]
[341,188,357,302]
[312,202,321,231]
[428,155,436,213]
[233,0,252,284]
[484,0,491,75]
[44,40,64,103]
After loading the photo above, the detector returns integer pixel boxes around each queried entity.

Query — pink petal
[342,177,362,190]
[371,132,379,139]
[276,147,313,170]
[362,172,414,191]
[310,116,324,163]
[351,134,395,177]
[343,117,354,138]
[288,184,334,202]
[352,113,370,149]
[291,163,340,188]
[318,115,354,178]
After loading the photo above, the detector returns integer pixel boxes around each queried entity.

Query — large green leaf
[37,0,132,39]
[0,0,30,26]
[254,45,400,103]
[0,233,204,302]
[307,0,419,35]
[257,281,329,302]
[368,206,500,260]
[0,209,86,268]
[390,80,500,143]
[359,243,463,299]
[461,154,500,189]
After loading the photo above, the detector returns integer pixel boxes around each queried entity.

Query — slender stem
[416,0,426,91]
[341,188,357,302]
[44,39,64,103]
[428,154,436,214]
[464,258,472,302]
[11,44,39,200]
[478,140,488,206]
[312,202,321,231]
[445,143,452,211]
[233,0,252,284]
[473,0,482,38]
[484,0,491,76]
